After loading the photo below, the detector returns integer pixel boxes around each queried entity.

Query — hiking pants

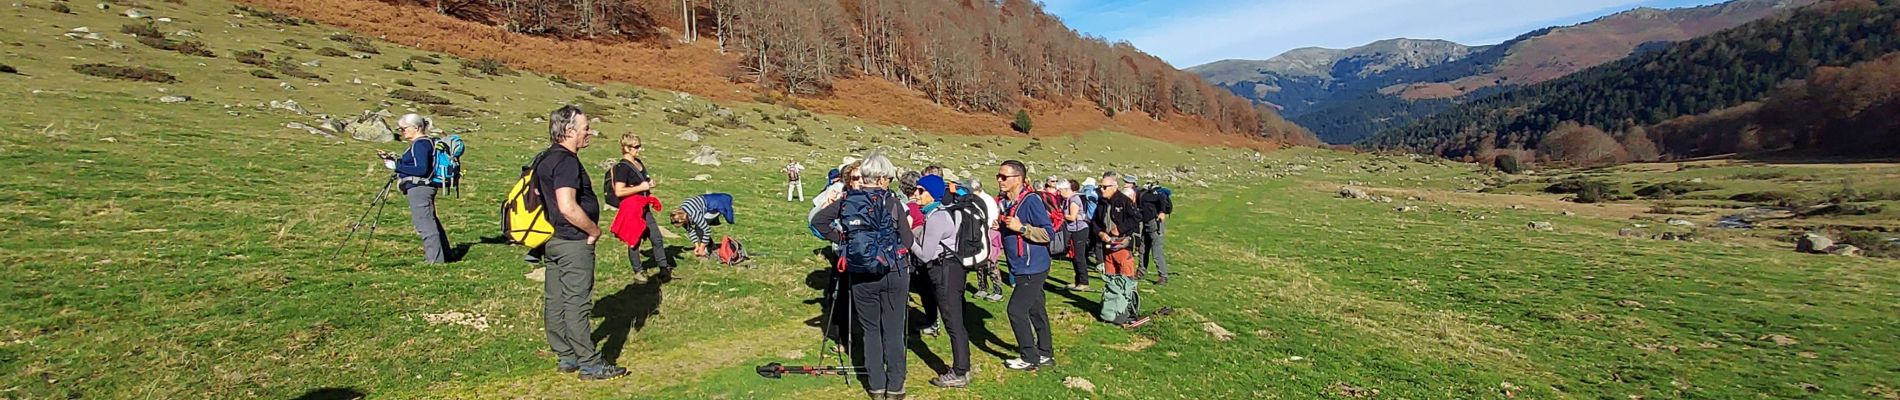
[927,259,971,374]
[786,180,804,201]
[1141,220,1169,277]
[627,211,669,272]
[851,270,910,393]
[1007,271,1053,362]
[405,185,448,264]
[1068,224,1094,286]
[912,258,938,328]
[543,239,602,368]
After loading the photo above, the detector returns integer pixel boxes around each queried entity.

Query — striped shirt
[677,194,735,246]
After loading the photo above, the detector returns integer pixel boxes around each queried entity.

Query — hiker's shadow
[1046,276,1103,319]
[906,300,948,375]
[592,272,671,365]
[963,291,1013,360]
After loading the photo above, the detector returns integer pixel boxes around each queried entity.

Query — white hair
[859,152,897,180]
[397,113,430,132]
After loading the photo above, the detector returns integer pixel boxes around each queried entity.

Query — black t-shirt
[534,146,599,240]
[606,159,650,207]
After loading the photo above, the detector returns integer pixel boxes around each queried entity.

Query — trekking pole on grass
[755,362,866,379]
[330,175,399,262]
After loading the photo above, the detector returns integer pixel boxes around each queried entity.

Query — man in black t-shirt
[533,105,628,381]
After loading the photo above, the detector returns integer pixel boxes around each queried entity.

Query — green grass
[1,1,1897,399]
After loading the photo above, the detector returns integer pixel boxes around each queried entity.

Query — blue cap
[827,168,841,183]
[918,175,948,202]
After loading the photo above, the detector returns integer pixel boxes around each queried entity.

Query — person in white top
[784,161,806,201]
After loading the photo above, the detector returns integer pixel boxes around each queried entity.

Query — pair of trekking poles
[758,268,867,381]
[330,174,401,262]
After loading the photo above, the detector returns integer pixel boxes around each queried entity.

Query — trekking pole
[756,362,866,379]
[330,175,398,262]
[361,181,394,259]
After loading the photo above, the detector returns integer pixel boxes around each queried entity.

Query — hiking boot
[867,390,887,400]
[556,360,580,374]
[1155,275,1169,286]
[984,292,1004,302]
[888,391,906,400]
[1004,358,1039,371]
[578,365,629,381]
[1069,284,1090,292]
[1038,356,1057,367]
[919,323,942,337]
[930,371,971,388]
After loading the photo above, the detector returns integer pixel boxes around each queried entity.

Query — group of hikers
[379,105,1179,396]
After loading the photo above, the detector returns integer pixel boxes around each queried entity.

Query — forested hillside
[361,0,1317,145]
[1195,0,1808,145]
[1362,0,1900,161]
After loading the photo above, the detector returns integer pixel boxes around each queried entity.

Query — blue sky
[1040,0,1728,68]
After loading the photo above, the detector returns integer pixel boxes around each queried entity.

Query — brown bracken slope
[238,0,1298,150]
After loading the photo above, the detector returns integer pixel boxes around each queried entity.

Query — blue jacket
[999,190,1053,276]
[394,138,434,179]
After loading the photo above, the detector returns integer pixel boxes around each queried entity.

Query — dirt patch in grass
[72,64,177,83]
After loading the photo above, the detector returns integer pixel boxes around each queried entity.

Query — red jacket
[610,195,663,246]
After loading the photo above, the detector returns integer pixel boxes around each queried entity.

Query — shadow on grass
[591,271,671,365]
[291,388,366,400]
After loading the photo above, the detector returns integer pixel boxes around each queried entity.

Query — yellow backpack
[502,152,555,248]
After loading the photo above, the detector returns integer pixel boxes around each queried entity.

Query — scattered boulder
[1337,186,1368,200]
[269,99,308,115]
[686,145,720,166]
[677,129,701,142]
[1560,210,1576,216]
[1666,219,1696,227]
[711,107,733,118]
[1796,233,1834,254]
[124,8,146,18]
[285,122,332,138]
[1062,376,1096,393]
[1619,228,1641,237]
[1395,206,1418,213]
[1824,244,1862,257]
[1528,221,1553,231]
[158,95,190,103]
[346,111,395,142]
[1201,322,1235,342]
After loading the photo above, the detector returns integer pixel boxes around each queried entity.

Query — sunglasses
[996,174,1020,180]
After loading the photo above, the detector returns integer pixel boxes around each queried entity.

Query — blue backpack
[838,189,905,275]
[431,135,465,193]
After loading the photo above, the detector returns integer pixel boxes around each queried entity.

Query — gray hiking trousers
[405,185,449,264]
[543,238,603,368]
[1141,220,1168,276]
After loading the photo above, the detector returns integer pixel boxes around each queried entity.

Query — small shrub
[1573,182,1616,204]
[460,58,515,76]
[665,112,692,126]
[48,2,72,13]
[270,57,325,82]
[1728,191,1807,207]
[429,105,476,118]
[380,64,400,72]
[1636,181,1719,199]
[1011,110,1033,134]
[710,115,746,129]
[399,59,415,71]
[1494,154,1524,174]
[236,5,306,25]
[395,79,415,87]
[442,87,475,97]
[1734,171,1788,180]
[280,39,310,50]
[72,63,176,83]
[1542,176,1595,194]
[407,55,439,65]
[1837,231,1899,258]
[120,22,163,38]
[249,69,276,79]
[0,64,16,74]
[472,96,488,103]
[588,89,609,99]
[786,125,813,146]
[347,41,380,55]
[233,49,267,66]
[315,47,348,57]
[389,89,450,105]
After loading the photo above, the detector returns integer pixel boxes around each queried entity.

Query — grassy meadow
[0,1,1896,399]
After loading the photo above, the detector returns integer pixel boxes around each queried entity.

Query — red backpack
[1038,191,1068,229]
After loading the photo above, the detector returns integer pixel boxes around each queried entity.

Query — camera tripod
[330,175,400,262]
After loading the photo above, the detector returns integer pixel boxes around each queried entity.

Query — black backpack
[839,189,905,274]
[943,194,992,269]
